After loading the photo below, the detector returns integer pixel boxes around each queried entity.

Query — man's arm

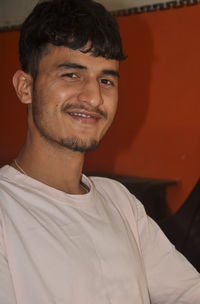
[136,198,200,303]
[0,215,17,304]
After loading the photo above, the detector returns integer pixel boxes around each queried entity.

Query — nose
[78,79,103,108]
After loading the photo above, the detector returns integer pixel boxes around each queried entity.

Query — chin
[60,137,99,153]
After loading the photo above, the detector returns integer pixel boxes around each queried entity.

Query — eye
[61,73,78,79]
[100,78,114,86]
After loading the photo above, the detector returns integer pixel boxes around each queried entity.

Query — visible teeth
[70,112,92,118]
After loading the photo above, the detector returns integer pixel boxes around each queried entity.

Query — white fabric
[0,1,186,29]
[0,0,180,28]
[0,165,199,304]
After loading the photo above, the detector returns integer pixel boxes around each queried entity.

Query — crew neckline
[0,165,96,208]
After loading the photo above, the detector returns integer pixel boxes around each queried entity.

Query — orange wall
[85,4,200,212]
[1,5,200,213]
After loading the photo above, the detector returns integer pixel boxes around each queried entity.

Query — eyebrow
[102,69,120,79]
[57,62,119,78]
[57,62,87,70]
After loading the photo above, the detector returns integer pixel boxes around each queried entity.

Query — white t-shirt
[0,165,199,304]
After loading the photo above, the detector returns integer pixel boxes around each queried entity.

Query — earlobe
[12,70,33,104]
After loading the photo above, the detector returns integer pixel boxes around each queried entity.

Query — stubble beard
[31,90,100,153]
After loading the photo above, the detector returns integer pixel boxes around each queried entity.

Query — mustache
[62,104,107,119]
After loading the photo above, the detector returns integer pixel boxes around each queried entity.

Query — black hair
[19,0,126,79]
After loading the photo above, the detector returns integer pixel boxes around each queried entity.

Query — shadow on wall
[84,15,154,174]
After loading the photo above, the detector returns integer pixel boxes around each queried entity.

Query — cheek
[48,84,77,109]
[56,87,69,100]
[107,94,118,118]
[36,86,68,114]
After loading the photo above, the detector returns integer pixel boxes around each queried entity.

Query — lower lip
[69,114,99,125]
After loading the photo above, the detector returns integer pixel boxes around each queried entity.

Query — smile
[69,112,93,119]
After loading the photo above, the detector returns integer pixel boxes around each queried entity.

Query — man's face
[31,44,119,152]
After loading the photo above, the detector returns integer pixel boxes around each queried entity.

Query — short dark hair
[19,0,126,79]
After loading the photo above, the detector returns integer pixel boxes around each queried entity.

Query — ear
[12,70,33,104]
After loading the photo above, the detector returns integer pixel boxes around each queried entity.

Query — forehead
[37,44,119,74]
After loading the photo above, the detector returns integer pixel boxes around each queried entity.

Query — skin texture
[12,44,119,194]
[31,45,119,152]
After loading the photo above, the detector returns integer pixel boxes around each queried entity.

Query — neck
[13,137,86,195]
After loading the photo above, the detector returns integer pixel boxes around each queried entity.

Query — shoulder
[0,165,18,185]
[0,165,19,192]
[0,166,27,212]
[89,175,142,203]
[88,175,145,218]
[88,175,133,199]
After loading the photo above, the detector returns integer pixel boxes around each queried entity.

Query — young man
[0,0,200,303]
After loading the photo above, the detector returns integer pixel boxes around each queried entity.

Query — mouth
[68,112,98,119]
[66,110,102,125]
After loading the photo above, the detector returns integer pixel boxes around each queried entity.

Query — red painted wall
[1,5,200,213]
[0,31,26,164]
[85,4,200,213]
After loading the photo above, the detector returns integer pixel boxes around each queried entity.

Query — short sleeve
[135,199,200,303]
